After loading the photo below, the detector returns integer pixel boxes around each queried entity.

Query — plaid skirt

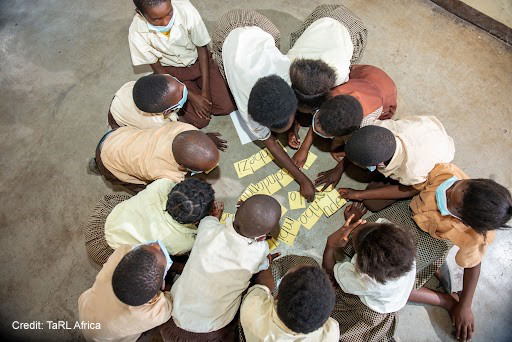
[290,4,368,65]
[84,194,131,265]
[210,9,281,80]
[239,255,397,342]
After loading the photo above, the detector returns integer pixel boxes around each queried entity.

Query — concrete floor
[461,0,512,28]
[0,0,511,340]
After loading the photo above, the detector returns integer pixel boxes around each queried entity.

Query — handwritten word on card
[278,217,301,246]
[288,191,306,210]
[267,237,280,252]
[220,213,235,224]
[274,168,294,187]
[317,189,347,217]
[302,152,318,170]
[234,159,253,178]
[260,174,282,195]
[298,201,324,229]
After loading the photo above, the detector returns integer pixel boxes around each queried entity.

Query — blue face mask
[367,166,376,172]
[146,11,176,33]
[435,176,460,219]
[134,240,173,282]
[311,110,334,139]
[187,168,203,176]
[163,81,188,114]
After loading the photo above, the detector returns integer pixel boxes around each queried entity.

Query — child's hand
[211,201,224,219]
[327,214,366,248]
[267,253,281,264]
[330,151,346,162]
[315,167,344,191]
[206,132,228,151]
[338,188,362,200]
[188,93,211,120]
[299,179,316,203]
[292,148,308,170]
[344,202,367,221]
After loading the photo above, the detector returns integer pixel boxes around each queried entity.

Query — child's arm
[338,185,420,201]
[452,263,480,342]
[292,127,314,170]
[150,60,168,75]
[263,135,316,202]
[254,268,276,294]
[197,46,211,105]
[315,158,350,191]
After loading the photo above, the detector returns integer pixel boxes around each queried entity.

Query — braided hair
[166,178,215,224]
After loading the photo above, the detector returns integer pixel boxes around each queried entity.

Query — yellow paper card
[260,174,282,195]
[280,204,288,218]
[234,159,253,178]
[288,191,306,210]
[275,168,294,187]
[302,152,318,170]
[267,237,280,252]
[298,201,324,229]
[277,140,287,152]
[315,184,333,201]
[260,148,274,164]
[238,183,256,202]
[205,164,218,174]
[317,189,347,217]
[220,212,235,224]
[248,152,267,172]
[278,217,301,246]
[253,181,271,195]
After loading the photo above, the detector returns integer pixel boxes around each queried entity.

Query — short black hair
[133,0,168,13]
[277,266,335,334]
[290,59,336,109]
[460,179,512,234]
[248,75,297,130]
[166,178,215,224]
[112,247,164,306]
[318,95,363,136]
[354,223,416,284]
[345,125,396,166]
[132,74,171,113]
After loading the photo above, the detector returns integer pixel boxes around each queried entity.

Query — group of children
[80,1,512,341]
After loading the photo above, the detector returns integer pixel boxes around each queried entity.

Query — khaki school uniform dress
[78,245,172,342]
[410,163,495,268]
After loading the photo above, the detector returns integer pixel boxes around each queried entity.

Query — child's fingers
[344,213,355,226]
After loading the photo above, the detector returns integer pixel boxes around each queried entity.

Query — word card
[234,159,253,178]
[267,237,280,252]
[220,212,235,224]
[302,151,318,170]
[317,189,347,217]
[247,148,274,172]
[260,174,282,195]
[278,217,301,246]
[288,191,306,210]
[298,200,324,230]
[274,168,295,187]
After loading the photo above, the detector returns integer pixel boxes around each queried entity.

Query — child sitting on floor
[91,122,223,193]
[160,195,281,341]
[129,0,235,128]
[322,203,416,340]
[241,263,339,341]
[406,163,512,342]
[105,178,214,256]
[336,116,455,210]
[78,242,176,342]
[108,74,187,130]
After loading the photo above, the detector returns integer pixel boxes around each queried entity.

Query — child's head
[314,95,363,138]
[167,178,215,224]
[133,74,186,113]
[345,125,396,168]
[134,0,173,26]
[352,222,415,284]
[277,266,335,334]
[112,242,167,306]
[172,130,220,173]
[234,195,281,239]
[289,59,336,113]
[447,178,512,234]
[248,75,298,133]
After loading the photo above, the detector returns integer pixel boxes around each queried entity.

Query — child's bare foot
[344,202,367,221]
[287,120,300,149]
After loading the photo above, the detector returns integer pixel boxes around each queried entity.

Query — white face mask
[146,10,176,33]
[311,110,334,139]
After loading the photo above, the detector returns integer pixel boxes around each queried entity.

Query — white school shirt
[240,285,340,341]
[287,17,353,86]
[128,0,211,67]
[334,255,416,314]
[104,179,198,255]
[374,115,455,186]
[171,216,269,333]
[223,27,292,141]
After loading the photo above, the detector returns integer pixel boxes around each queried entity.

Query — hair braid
[166,178,214,224]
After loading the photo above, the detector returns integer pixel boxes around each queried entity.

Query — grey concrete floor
[0,0,511,340]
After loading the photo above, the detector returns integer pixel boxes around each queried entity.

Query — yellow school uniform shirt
[410,163,495,268]
[100,122,196,185]
[128,0,211,67]
[78,245,172,342]
[240,285,340,341]
[105,179,197,255]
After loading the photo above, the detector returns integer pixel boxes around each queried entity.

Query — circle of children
[79,1,512,342]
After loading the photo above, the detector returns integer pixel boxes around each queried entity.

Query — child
[108,74,187,130]
[129,0,235,128]
[78,242,174,342]
[92,122,222,193]
[323,203,416,340]
[105,178,214,256]
[160,195,281,340]
[336,116,455,210]
[406,163,512,342]
[241,264,339,341]
[213,10,316,201]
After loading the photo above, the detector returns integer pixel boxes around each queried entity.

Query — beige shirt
[105,179,198,255]
[128,0,211,67]
[101,122,196,185]
[374,116,455,186]
[287,17,353,86]
[410,163,495,268]
[110,81,175,130]
[223,27,291,141]
[334,255,416,314]
[78,245,172,342]
[171,217,269,333]
[240,285,340,341]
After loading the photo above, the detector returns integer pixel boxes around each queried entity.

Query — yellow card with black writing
[278,217,301,246]
[288,191,306,210]
[298,201,324,229]
[234,159,253,178]
[302,151,318,170]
